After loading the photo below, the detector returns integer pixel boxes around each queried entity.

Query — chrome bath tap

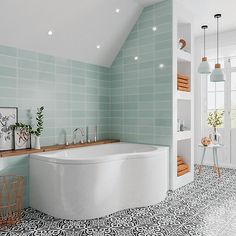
[73,128,85,144]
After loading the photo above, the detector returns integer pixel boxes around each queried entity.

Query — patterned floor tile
[1,165,236,236]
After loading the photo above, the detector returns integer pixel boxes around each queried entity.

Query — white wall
[194,29,236,168]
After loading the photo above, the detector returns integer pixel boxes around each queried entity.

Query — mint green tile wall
[0,0,173,209]
[0,45,111,145]
[0,45,110,207]
[110,0,173,145]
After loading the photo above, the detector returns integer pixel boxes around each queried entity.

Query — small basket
[0,175,24,227]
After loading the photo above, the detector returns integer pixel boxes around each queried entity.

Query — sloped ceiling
[0,0,164,67]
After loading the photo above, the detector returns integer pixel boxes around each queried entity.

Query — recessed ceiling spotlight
[48,30,53,36]
[134,56,139,61]
[96,45,101,49]
[116,8,120,13]
[152,26,157,31]
[159,63,164,68]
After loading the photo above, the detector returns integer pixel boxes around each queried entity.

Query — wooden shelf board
[0,139,120,158]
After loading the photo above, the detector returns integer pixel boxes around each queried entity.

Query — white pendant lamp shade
[211,14,225,82]
[210,63,225,82]
[198,57,211,74]
[198,25,211,74]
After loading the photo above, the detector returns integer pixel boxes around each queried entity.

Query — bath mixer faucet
[73,128,85,144]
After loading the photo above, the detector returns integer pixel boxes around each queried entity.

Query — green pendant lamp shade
[210,14,225,82]
[198,25,211,74]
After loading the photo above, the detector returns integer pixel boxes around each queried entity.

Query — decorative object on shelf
[11,123,32,150]
[0,175,24,226]
[177,74,190,92]
[210,14,225,82]
[198,25,211,74]
[177,119,181,132]
[32,107,44,149]
[177,156,189,176]
[201,137,212,147]
[180,120,185,132]
[208,110,224,144]
[178,39,186,50]
[0,107,18,151]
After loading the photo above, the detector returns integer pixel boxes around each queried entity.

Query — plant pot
[34,136,41,149]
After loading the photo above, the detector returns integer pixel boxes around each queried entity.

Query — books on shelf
[177,74,190,92]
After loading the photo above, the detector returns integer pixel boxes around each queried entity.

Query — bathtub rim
[30,142,169,165]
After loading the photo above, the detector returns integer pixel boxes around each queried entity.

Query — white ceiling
[0,0,163,67]
[1,0,235,67]
[178,0,236,37]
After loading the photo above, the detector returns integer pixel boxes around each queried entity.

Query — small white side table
[198,144,224,177]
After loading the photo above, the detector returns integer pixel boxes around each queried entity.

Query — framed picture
[0,107,18,151]
[14,128,31,150]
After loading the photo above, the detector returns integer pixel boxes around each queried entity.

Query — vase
[209,128,221,145]
[35,136,41,149]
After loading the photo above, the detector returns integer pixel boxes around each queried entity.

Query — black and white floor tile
[1,165,236,235]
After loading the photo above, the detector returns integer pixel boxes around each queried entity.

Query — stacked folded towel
[177,156,189,176]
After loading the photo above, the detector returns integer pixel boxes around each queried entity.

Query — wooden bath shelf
[0,139,120,158]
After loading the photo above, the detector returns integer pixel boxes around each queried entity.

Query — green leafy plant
[32,106,44,136]
[11,106,44,137]
[208,110,224,129]
[11,122,33,133]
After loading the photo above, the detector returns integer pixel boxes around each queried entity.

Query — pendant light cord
[217,17,219,64]
[204,28,206,57]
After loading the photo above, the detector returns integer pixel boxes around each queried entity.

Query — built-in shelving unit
[170,2,194,190]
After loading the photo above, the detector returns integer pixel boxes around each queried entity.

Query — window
[231,72,236,128]
[207,59,224,128]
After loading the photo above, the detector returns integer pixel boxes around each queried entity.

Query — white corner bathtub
[30,142,169,220]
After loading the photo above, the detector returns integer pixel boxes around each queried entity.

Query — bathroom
[0,0,236,235]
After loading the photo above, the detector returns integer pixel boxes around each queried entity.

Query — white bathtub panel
[30,144,169,220]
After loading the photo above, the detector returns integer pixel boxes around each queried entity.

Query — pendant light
[210,14,225,82]
[198,25,211,74]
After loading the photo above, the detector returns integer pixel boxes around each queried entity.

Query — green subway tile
[38,53,55,63]
[72,76,85,85]
[38,62,54,73]
[72,67,85,77]
[55,57,71,67]
[38,71,55,81]
[0,77,17,88]
[18,49,37,60]
[19,69,37,80]
[18,58,37,70]
[18,79,37,90]
[86,70,97,79]
[56,74,71,84]
[0,65,16,77]
[0,87,16,98]
[56,65,71,75]
[0,55,17,67]
[71,60,86,69]
[86,64,98,72]
[0,45,17,56]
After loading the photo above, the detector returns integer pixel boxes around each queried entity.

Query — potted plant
[31,106,44,149]
[208,110,224,144]
[11,106,44,149]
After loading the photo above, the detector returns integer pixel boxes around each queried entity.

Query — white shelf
[177,91,192,100]
[177,50,192,62]
[176,171,194,188]
[177,130,191,141]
